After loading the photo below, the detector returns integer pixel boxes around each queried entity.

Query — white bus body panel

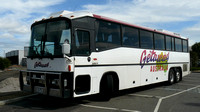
[73,47,190,97]
[26,49,190,98]
[27,58,73,72]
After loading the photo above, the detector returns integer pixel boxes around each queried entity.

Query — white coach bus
[19,11,190,99]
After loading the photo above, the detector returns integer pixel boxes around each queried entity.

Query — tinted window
[175,38,182,52]
[96,20,121,51]
[140,30,153,49]
[122,26,139,47]
[154,33,165,50]
[183,40,188,52]
[172,37,175,51]
[46,20,70,56]
[75,30,90,55]
[29,20,70,58]
[166,36,172,50]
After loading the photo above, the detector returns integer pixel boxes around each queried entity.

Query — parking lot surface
[0,72,200,112]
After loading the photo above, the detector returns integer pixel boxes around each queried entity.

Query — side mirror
[62,43,70,55]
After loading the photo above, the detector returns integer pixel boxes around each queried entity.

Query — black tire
[168,69,175,85]
[175,68,181,83]
[99,75,114,101]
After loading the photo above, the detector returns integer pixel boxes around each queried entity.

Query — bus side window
[75,30,90,55]
[154,33,165,50]
[95,20,121,51]
[175,38,182,52]
[140,30,153,49]
[122,26,139,48]
[166,36,172,51]
[182,40,188,52]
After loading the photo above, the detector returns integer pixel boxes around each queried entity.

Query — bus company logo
[34,62,49,68]
[140,50,169,72]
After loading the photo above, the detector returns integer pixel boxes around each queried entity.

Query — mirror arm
[64,54,71,62]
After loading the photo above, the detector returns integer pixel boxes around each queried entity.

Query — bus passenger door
[73,29,95,97]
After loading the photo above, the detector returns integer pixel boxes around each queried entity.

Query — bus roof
[47,10,187,39]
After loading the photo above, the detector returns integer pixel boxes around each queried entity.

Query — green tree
[192,42,200,58]
[190,51,198,67]
[3,58,11,68]
[0,57,11,70]
[0,57,4,70]
[191,42,200,67]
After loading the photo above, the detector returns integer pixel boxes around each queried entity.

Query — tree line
[190,42,200,67]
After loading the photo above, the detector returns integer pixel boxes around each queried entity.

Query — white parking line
[121,108,141,112]
[153,99,162,112]
[80,104,117,110]
[155,87,183,91]
[163,85,200,99]
[129,94,162,99]
[80,104,141,112]
[153,85,200,112]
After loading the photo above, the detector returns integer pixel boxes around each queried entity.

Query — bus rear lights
[64,79,67,87]
[92,58,98,64]
[68,65,71,72]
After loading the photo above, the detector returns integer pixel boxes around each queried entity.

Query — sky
[0,0,200,57]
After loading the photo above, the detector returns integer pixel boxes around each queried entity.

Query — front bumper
[19,70,73,98]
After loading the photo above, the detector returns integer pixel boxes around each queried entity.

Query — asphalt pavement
[0,72,200,112]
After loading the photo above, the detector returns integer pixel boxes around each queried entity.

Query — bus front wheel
[99,75,114,101]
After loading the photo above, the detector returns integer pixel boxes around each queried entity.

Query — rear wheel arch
[100,71,119,92]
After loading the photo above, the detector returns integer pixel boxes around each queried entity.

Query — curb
[0,94,38,106]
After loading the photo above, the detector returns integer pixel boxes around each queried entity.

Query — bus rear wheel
[168,69,175,85]
[175,68,181,83]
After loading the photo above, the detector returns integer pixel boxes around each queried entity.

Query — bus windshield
[28,19,71,58]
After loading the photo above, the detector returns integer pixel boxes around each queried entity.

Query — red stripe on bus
[93,14,182,38]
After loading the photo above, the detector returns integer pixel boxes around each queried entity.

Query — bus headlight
[41,75,45,80]
[52,79,58,85]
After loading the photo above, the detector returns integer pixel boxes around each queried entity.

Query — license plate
[36,87,44,94]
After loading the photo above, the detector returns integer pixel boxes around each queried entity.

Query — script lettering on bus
[34,62,49,68]
[140,50,169,72]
